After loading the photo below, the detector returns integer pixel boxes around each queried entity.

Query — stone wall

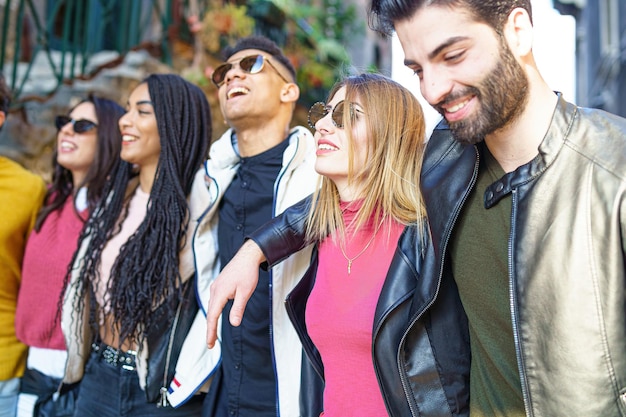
[0,49,219,181]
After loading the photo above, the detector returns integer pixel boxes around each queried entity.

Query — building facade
[554,0,626,117]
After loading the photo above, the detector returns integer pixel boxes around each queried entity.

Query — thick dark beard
[440,39,529,145]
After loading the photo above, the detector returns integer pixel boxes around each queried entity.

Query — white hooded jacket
[191,125,319,415]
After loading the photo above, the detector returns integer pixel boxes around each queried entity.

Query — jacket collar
[484,93,573,208]
[209,126,314,170]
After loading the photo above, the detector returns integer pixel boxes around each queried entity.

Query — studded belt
[92,342,137,371]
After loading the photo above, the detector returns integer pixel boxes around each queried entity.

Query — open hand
[206,239,265,348]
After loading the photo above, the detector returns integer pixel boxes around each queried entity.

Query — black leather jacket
[421,94,626,416]
[250,198,470,417]
[251,95,626,417]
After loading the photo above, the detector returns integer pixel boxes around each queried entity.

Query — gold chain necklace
[339,223,381,275]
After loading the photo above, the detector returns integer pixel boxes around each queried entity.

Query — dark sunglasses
[55,115,98,133]
[212,54,289,88]
[308,100,364,130]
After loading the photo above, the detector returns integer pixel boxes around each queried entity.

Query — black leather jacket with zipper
[250,197,470,417]
[251,94,626,417]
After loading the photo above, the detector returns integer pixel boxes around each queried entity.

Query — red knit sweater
[15,197,86,350]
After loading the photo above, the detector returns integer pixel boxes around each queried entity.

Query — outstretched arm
[206,195,313,348]
[206,239,266,348]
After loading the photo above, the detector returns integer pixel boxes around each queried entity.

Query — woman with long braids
[61,74,217,416]
[15,95,124,417]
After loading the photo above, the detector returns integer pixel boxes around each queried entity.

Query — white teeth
[122,135,138,142]
[318,143,338,151]
[447,99,469,113]
[60,142,76,151]
[227,87,249,99]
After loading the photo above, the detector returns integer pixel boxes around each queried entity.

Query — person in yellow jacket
[0,72,46,417]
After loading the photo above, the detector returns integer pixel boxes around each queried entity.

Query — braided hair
[67,74,211,346]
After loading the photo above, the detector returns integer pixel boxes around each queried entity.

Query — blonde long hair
[305,73,427,243]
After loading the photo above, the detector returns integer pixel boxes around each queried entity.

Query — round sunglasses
[55,115,98,133]
[211,54,289,88]
[308,100,364,130]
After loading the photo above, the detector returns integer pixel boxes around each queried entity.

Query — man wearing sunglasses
[0,72,46,417]
[207,2,626,417]
[201,36,319,417]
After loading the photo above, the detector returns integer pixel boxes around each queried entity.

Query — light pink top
[305,201,404,416]
[95,186,149,311]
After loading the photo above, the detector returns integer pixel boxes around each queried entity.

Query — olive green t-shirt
[449,144,525,417]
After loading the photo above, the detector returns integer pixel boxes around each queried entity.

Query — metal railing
[0,0,353,109]
[0,0,203,106]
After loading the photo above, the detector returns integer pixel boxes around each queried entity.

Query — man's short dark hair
[0,72,11,115]
[368,0,532,37]
[222,35,296,82]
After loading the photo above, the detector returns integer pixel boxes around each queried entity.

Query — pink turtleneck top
[305,201,404,416]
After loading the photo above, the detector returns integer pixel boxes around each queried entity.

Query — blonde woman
[206,73,469,416]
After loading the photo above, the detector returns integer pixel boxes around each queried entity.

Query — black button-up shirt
[211,137,290,417]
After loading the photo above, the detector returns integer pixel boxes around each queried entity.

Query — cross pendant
[347,260,352,275]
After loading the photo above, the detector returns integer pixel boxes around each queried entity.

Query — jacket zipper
[372,261,417,416]
[508,189,532,416]
[397,146,480,416]
[157,298,183,408]
[397,315,424,416]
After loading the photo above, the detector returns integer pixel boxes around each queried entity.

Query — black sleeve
[247,195,313,269]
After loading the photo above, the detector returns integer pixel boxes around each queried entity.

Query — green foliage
[181,66,211,88]
[285,0,363,104]
[200,1,255,54]
[195,0,364,106]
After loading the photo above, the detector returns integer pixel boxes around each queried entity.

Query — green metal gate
[0,0,198,106]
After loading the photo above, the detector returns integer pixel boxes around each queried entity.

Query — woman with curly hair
[16,94,124,417]
[61,74,217,416]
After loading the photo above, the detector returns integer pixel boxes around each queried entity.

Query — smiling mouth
[59,141,77,151]
[438,87,480,117]
[122,135,139,143]
[318,143,338,151]
[445,98,470,114]
[227,87,249,99]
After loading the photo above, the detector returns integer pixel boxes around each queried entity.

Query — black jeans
[73,348,204,417]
